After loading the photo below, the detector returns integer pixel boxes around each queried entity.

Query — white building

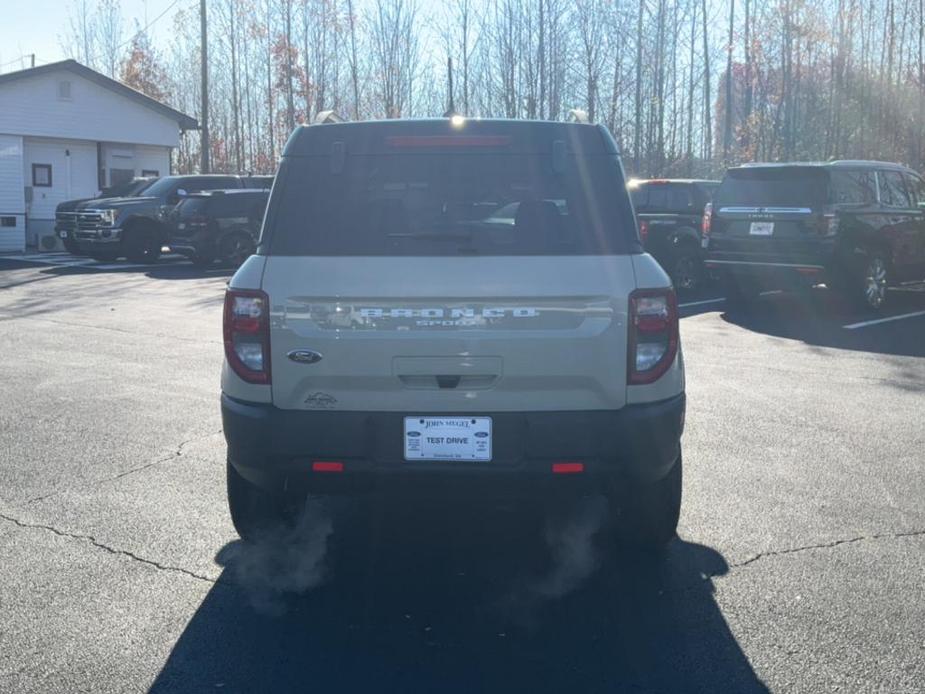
[0,60,197,252]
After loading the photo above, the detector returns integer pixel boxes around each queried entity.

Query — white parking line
[843,310,925,330]
[679,297,726,308]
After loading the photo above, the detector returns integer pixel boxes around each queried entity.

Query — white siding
[99,143,171,187]
[0,68,181,148]
[0,134,25,252]
[23,138,98,246]
[135,145,170,178]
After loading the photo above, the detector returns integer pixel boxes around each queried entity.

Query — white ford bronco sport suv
[221,119,685,547]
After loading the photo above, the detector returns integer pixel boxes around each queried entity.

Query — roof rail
[313,110,345,124]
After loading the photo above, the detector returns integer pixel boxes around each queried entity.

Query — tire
[723,275,761,310]
[219,232,256,268]
[611,453,682,549]
[669,244,703,292]
[124,225,163,264]
[226,459,297,542]
[853,249,889,312]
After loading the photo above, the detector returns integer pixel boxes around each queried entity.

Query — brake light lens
[638,219,649,243]
[702,202,713,236]
[223,289,271,384]
[628,289,679,385]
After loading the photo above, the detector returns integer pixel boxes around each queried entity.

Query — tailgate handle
[436,375,461,389]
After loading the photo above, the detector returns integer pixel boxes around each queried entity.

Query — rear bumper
[222,393,685,496]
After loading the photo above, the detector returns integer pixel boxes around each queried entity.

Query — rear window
[179,193,268,218]
[630,183,695,214]
[714,168,829,208]
[265,153,634,256]
[176,197,209,217]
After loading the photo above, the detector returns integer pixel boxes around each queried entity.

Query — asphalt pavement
[0,256,923,693]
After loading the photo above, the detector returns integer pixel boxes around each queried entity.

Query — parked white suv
[221,118,685,546]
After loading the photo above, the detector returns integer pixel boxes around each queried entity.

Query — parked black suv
[55,177,156,254]
[72,174,273,263]
[704,161,925,310]
[629,179,718,290]
[168,189,269,267]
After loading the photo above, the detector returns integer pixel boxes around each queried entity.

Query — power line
[113,0,187,53]
[0,54,36,70]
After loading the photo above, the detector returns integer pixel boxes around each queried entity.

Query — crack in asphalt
[0,511,218,585]
[729,528,925,569]
[25,430,224,505]
[666,528,925,598]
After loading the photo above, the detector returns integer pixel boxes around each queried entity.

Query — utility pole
[199,0,210,173]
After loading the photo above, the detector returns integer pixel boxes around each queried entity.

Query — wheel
[124,225,163,264]
[855,250,889,311]
[227,459,299,542]
[610,453,682,549]
[89,251,119,262]
[669,244,703,292]
[723,275,761,310]
[219,232,256,268]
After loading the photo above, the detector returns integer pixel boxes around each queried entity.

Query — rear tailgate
[709,166,831,263]
[263,255,636,413]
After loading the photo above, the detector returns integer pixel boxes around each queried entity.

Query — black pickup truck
[71,174,273,263]
[55,177,156,255]
[629,179,719,291]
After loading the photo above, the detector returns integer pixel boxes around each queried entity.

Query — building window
[109,168,134,186]
[141,169,159,177]
[1,216,16,227]
[57,80,72,100]
[32,164,52,187]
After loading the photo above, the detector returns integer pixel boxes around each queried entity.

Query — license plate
[749,222,774,236]
[404,416,492,461]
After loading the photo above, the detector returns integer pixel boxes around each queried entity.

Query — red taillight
[702,202,713,236]
[638,219,649,243]
[628,288,679,386]
[312,461,344,473]
[552,462,584,474]
[223,288,271,384]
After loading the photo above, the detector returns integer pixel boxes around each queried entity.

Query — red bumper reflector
[312,461,344,473]
[552,462,584,474]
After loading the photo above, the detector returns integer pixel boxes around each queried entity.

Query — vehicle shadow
[150,496,767,694]
[722,286,925,359]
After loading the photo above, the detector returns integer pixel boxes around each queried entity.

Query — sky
[0,0,184,73]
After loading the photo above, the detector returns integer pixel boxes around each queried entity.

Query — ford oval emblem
[407,431,421,437]
[474,431,489,438]
[287,349,323,364]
